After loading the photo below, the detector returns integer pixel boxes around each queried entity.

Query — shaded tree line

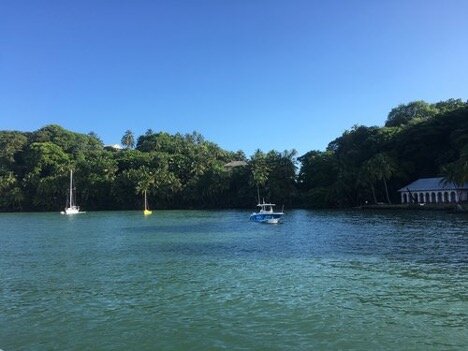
[298,99,468,207]
[0,98,467,211]
[0,125,297,211]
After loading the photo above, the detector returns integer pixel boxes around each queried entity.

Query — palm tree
[250,150,270,203]
[121,130,135,149]
[366,153,396,204]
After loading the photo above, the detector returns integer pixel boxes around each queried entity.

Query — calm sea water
[0,210,467,350]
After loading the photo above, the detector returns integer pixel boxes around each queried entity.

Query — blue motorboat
[249,202,284,224]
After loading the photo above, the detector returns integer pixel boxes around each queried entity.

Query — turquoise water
[0,210,467,350]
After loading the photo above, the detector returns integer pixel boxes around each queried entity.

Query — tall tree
[121,130,135,149]
[249,150,270,203]
[367,153,396,204]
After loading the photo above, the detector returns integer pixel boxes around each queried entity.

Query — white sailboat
[61,170,83,215]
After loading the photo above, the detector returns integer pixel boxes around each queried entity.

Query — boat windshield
[258,204,275,213]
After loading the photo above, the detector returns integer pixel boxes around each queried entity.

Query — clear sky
[1,0,467,156]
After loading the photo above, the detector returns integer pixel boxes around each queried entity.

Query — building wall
[400,190,467,204]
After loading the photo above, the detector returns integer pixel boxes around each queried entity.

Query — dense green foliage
[0,99,467,211]
[298,99,468,207]
[0,125,297,211]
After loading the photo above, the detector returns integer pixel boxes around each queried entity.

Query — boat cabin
[258,203,277,213]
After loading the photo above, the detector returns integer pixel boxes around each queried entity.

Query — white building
[104,144,123,151]
[398,177,468,204]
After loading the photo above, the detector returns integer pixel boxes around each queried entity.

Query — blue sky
[1,0,467,156]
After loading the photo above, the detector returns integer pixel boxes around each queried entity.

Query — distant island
[0,99,467,211]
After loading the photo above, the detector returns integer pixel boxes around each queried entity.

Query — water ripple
[0,210,467,350]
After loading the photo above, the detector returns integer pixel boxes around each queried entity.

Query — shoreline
[0,204,467,214]
[357,203,467,212]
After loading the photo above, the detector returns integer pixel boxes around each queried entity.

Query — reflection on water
[0,210,467,350]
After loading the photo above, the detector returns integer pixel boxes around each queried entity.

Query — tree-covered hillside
[0,98,466,211]
[298,99,468,207]
[0,125,297,211]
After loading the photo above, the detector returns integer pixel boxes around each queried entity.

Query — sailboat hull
[62,206,83,215]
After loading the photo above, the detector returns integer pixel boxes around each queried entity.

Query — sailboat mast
[69,170,73,207]
[144,190,147,210]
